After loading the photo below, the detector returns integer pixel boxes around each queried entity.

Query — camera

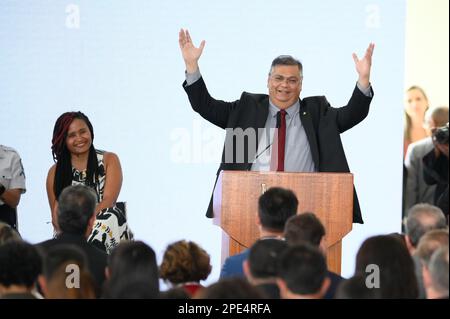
[433,123,449,145]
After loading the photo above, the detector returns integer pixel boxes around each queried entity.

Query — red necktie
[271,110,287,171]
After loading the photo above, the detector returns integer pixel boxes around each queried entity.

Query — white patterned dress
[72,149,133,254]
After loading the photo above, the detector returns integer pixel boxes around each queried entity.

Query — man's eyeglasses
[270,75,302,86]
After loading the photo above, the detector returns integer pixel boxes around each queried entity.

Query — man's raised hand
[179,29,205,73]
[353,43,375,89]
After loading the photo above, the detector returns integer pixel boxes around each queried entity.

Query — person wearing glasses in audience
[179,29,374,224]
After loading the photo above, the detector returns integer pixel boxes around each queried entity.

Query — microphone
[255,142,272,160]
[255,111,282,160]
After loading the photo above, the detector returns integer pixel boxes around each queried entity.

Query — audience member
[416,229,449,265]
[422,246,449,299]
[334,274,381,299]
[194,277,265,299]
[160,240,211,297]
[414,229,449,298]
[220,187,297,278]
[355,235,418,298]
[103,240,159,299]
[0,221,21,245]
[404,106,449,217]
[0,241,42,299]
[243,238,288,298]
[38,244,96,299]
[37,185,107,290]
[277,243,330,299]
[284,212,344,298]
[423,122,449,217]
[404,203,447,254]
[159,286,190,299]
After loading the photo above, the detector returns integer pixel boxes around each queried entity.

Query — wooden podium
[213,170,354,274]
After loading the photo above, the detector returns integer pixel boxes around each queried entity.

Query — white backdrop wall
[1,0,406,283]
[405,0,449,107]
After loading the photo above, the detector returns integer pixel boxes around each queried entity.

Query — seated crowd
[0,185,448,299]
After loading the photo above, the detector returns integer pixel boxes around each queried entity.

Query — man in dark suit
[220,187,297,278]
[179,29,374,223]
[37,185,107,290]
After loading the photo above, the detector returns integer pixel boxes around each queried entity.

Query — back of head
[195,277,265,299]
[416,229,449,265]
[0,241,42,289]
[406,204,447,248]
[284,212,325,247]
[355,235,418,298]
[425,106,449,129]
[160,240,211,284]
[159,286,191,299]
[248,239,288,280]
[278,243,327,296]
[57,185,97,235]
[41,244,88,280]
[106,241,159,297]
[335,275,381,299]
[428,246,449,297]
[258,187,298,231]
[40,244,96,298]
[0,221,22,246]
[103,277,159,299]
[44,262,96,299]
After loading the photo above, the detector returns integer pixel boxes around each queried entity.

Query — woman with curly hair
[160,240,212,297]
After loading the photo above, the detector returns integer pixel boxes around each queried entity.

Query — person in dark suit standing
[37,185,107,291]
[179,29,374,223]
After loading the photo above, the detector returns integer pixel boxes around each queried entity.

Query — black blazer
[184,77,373,223]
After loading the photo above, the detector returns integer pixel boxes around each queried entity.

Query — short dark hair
[41,244,88,280]
[405,204,447,247]
[104,241,159,298]
[57,185,97,235]
[196,277,265,299]
[269,55,303,76]
[258,187,298,231]
[0,241,42,288]
[284,212,325,247]
[278,243,327,295]
[248,239,288,279]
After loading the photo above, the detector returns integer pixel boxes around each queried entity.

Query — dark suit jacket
[184,77,373,223]
[324,271,344,299]
[36,233,107,289]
